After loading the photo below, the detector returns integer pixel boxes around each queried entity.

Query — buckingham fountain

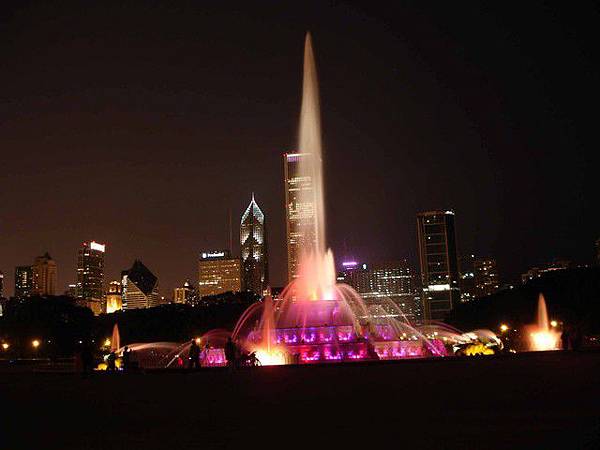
[109,34,503,369]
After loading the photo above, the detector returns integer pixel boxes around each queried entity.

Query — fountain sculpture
[107,34,499,369]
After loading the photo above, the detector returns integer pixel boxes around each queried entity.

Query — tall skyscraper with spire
[240,194,268,295]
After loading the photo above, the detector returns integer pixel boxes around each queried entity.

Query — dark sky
[1,1,598,296]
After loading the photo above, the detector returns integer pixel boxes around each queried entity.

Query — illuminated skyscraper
[342,260,421,321]
[32,252,57,296]
[459,254,476,302]
[76,241,106,314]
[173,281,195,304]
[0,271,4,298]
[105,281,123,313]
[121,260,161,310]
[198,250,241,297]
[240,194,268,295]
[284,152,318,281]
[474,258,500,298]
[417,211,460,321]
[15,266,33,299]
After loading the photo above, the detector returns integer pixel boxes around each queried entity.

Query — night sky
[1,1,598,296]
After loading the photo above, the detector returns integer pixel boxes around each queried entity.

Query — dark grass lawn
[2,351,599,450]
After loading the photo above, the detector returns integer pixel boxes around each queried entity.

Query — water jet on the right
[527,293,561,351]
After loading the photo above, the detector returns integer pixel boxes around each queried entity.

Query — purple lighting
[342,261,358,267]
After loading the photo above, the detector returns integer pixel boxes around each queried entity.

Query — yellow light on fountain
[255,349,286,366]
[530,331,559,351]
[104,338,111,347]
[195,337,202,344]
[528,294,561,351]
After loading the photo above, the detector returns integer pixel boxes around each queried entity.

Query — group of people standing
[105,346,134,372]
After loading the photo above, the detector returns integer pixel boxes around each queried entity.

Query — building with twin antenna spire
[240,193,268,296]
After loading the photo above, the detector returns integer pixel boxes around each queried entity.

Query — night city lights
[1,3,599,449]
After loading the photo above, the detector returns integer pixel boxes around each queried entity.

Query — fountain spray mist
[298,32,325,256]
[295,32,338,300]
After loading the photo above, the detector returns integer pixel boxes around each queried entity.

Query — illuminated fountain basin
[231,285,447,366]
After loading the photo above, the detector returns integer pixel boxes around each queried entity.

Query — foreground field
[2,351,599,449]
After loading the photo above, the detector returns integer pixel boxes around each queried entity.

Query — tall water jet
[299,32,325,257]
[528,293,561,351]
[294,32,336,301]
[110,323,120,353]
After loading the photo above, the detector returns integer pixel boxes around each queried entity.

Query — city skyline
[1,2,598,297]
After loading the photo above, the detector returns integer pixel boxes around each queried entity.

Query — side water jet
[110,323,120,353]
[528,293,561,351]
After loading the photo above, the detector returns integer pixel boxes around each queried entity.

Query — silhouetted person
[122,346,131,371]
[200,343,210,367]
[107,351,117,371]
[225,337,236,371]
[188,340,200,369]
[561,326,571,350]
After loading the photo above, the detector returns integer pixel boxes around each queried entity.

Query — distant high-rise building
[105,281,123,313]
[240,194,268,295]
[198,250,241,297]
[76,241,106,314]
[336,260,361,283]
[521,259,571,284]
[15,266,34,299]
[474,258,500,298]
[342,260,421,322]
[284,152,318,282]
[459,254,476,302]
[32,252,57,296]
[66,284,78,297]
[173,281,195,304]
[417,211,460,321]
[0,271,4,298]
[121,260,161,310]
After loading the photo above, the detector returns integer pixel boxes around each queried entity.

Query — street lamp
[1,343,9,350]
[500,324,509,333]
[550,320,558,328]
[32,339,40,349]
